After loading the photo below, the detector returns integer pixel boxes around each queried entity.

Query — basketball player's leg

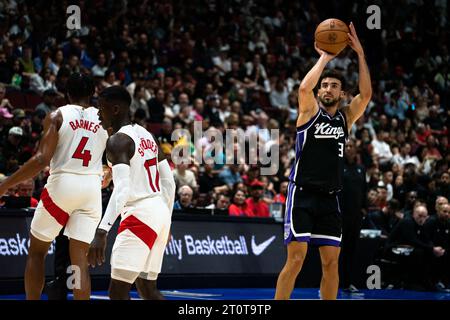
[319,245,341,300]
[27,199,67,299]
[312,195,342,300]
[109,269,138,300]
[275,241,308,299]
[135,277,165,300]
[136,214,171,300]
[68,238,91,300]
[25,233,53,300]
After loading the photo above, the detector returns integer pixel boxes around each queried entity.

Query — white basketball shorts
[31,173,102,244]
[110,196,171,284]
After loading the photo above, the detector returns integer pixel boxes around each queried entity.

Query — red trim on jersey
[41,188,70,226]
[118,215,157,250]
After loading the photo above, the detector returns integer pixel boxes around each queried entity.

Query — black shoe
[44,278,68,300]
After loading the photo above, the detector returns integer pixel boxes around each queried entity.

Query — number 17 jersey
[116,124,162,203]
[50,104,108,176]
[289,107,348,193]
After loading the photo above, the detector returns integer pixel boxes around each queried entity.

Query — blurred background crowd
[0,0,449,291]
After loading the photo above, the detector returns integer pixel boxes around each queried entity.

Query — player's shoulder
[107,131,134,149]
[46,108,63,128]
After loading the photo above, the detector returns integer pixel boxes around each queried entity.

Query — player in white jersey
[88,86,175,300]
[0,73,108,300]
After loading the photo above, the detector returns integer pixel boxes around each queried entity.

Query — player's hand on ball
[347,22,364,56]
[88,229,107,267]
[314,42,337,62]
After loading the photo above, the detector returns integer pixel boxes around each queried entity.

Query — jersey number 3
[338,142,344,158]
[144,158,160,192]
[72,136,92,167]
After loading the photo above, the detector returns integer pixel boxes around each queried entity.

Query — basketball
[314,18,349,55]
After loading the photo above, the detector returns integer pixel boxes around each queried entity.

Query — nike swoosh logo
[251,235,276,256]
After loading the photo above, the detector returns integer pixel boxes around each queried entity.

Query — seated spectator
[401,191,419,217]
[16,178,38,207]
[392,143,420,167]
[273,180,288,205]
[366,198,403,236]
[218,164,243,191]
[228,190,252,217]
[1,126,24,174]
[29,67,58,95]
[147,89,165,123]
[205,194,230,211]
[91,52,108,78]
[270,79,289,110]
[371,130,393,165]
[385,204,445,290]
[35,89,58,114]
[437,172,450,200]
[130,85,150,119]
[424,203,450,291]
[173,162,197,191]
[245,180,270,218]
[198,163,223,194]
[173,185,194,210]
[421,135,442,162]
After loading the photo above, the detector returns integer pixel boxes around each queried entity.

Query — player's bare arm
[342,22,372,131]
[88,133,134,267]
[0,110,62,196]
[297,43,337,127]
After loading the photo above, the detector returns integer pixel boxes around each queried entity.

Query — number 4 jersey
[50,104,108,176]
[115,124,162,202]
[289,107,348,193]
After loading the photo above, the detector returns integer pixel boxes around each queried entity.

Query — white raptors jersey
[116,124,162,203]
[50,104,108,176]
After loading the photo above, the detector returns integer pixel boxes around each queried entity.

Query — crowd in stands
[0,0,449,290]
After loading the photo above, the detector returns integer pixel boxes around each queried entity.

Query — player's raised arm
[0,110,61,196]
[343,22,372,129]
[89,133,134,267]
[297,43,337,127]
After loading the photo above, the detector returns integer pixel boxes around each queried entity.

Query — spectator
[16,178,38,207]
[1,126,24,174]
[371,130,393,165]
[173,185,194,210]
[91,52,108,78]
[218,164,242,190]
[270,79,289,110]
[245,180,270,218]
[385,205,445,290]
[173,162,197,191]
[437,172,450,200]
[147,89,165,123]
[228,189,252,217]
[273,180,288,205]
[129,85,150,119]
[35,89,58,114]
[424,203,450,291]
[392,143,420,167]
[205,194,230,211]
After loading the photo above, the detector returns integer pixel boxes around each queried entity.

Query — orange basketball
[314,18,349,55]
